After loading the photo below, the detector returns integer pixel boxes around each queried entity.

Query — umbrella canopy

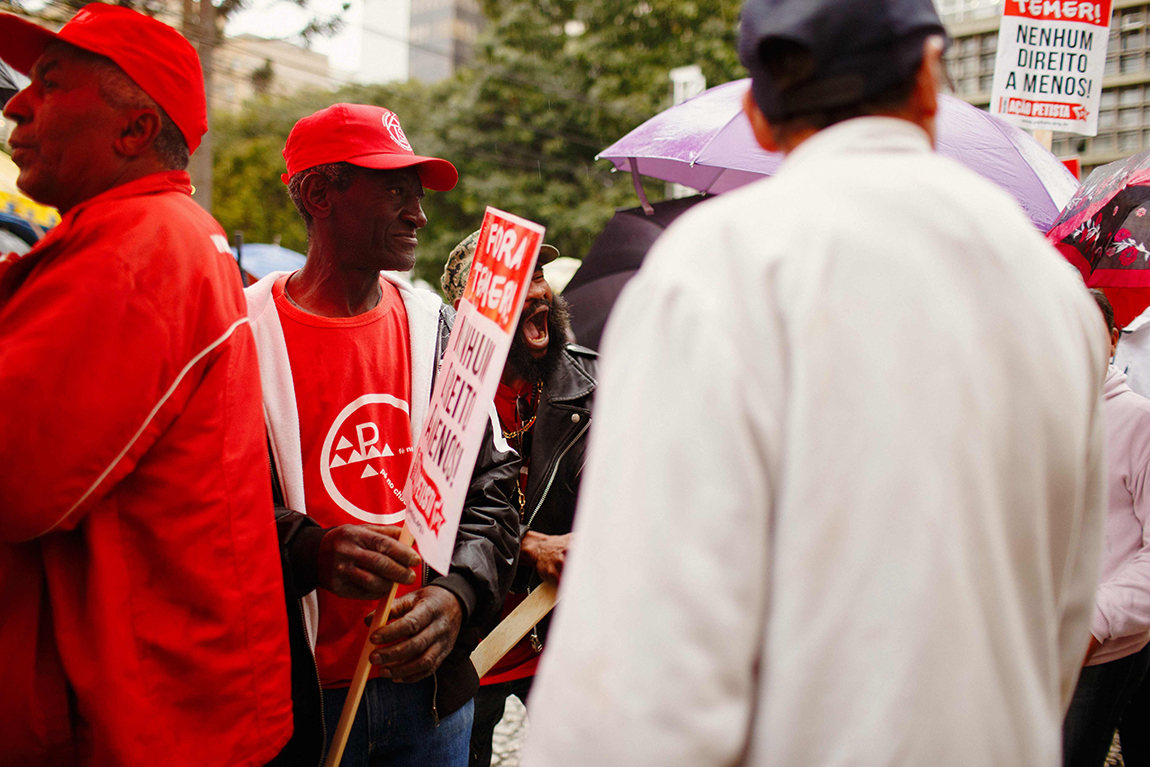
[563,195,707,350]
[0,58,27,106]
[231,243,306,281]
[1047,151,1150,328]
[598,80,1079,231]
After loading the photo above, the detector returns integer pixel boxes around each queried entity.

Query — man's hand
[368,585,463,683]
[317,524,421,600]
[521,531,572,583]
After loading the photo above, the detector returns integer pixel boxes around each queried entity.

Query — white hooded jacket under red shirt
[0,171,294,766]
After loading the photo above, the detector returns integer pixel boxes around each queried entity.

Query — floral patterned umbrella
[1048,150,1150,328]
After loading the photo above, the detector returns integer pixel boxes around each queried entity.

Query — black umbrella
[0,58,28,107]
[563,195,708,350]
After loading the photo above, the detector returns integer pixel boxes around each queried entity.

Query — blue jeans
[322,677,474,767]
[1063,642,1150,767]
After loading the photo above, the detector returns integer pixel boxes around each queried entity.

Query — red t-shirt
[483,379,542,684]
[275,274,419,688]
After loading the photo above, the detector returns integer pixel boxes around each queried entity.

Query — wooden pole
[323,527,415,767]
[470,581,559,678]
[1034,129,1054,151]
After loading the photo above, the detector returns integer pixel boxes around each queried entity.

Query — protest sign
[989,0,1113,136]
[404,207,545,575]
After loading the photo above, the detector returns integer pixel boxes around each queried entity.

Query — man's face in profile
[4,43,125,211]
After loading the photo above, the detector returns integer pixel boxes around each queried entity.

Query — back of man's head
[1091,288,1117,334]
[739,0,946,142]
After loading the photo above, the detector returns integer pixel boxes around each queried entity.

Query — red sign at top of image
[1004,0,1112,25]
[463,211,543,333]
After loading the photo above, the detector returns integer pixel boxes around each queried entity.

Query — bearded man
[441,231,597,767]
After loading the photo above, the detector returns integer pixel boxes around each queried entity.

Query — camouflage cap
[440,229,560,305]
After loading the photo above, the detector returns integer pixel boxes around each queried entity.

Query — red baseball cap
[281,103,458,192]
[0,4,208,154]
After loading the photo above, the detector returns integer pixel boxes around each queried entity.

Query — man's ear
[114,108,163,159]
[906,36,944,139]
[743,89,782,152]
[300,172,334,222]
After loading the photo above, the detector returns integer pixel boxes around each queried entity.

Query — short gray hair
[286,162,355,225]
[55,42,189,170]
[95,63,189,171]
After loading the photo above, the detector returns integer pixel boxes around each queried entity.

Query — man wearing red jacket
[0,6,293,765]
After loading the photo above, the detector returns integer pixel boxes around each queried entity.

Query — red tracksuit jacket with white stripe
[0,171,293,766]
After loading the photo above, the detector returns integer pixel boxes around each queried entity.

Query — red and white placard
[989,0,1113,136]
[403,207,545,574]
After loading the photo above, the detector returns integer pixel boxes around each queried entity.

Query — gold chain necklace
[502,381,544,441]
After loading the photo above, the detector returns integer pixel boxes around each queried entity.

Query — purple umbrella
[598,79,1079,231]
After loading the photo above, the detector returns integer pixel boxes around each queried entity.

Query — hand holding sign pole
[323,207,545,767]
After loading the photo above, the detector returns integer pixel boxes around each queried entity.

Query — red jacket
[0,172,293,765]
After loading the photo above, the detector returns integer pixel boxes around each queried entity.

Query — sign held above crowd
[404,206,545,574]
[990,0,1113,136]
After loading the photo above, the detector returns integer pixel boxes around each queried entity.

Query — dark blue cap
[739,0,946,120]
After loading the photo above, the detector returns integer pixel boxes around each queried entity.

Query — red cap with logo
[0,4,208,154]
[281,103,459,192]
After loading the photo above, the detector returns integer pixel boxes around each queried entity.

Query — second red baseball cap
[282,103,459,192]
[0,3,208,154]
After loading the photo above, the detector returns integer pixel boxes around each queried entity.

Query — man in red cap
[0,5,293,764]
[245,103,519,766]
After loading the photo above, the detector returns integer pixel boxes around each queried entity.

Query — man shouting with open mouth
[442,231,598,767]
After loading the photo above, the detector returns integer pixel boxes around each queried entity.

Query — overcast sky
[226,0,363,75]
[19,0,365,74]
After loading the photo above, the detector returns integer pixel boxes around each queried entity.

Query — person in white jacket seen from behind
[520,0,1109,765]
[1063,290,1150,767]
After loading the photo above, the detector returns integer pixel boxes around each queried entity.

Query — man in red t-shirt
[246,104,520,767]
[441,231,598,767]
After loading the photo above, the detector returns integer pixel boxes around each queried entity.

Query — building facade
[213,34,336,113]
[943,0,1150,175]
[359,0,411,83]
[407,0,483,83]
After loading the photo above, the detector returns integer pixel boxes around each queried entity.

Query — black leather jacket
[503,344,597,645]
[268,305,521,766]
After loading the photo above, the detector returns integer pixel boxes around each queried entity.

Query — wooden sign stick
[323,526,415,767]
[471,581,559,678]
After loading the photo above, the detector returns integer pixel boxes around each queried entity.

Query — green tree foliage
[212,0,744,287]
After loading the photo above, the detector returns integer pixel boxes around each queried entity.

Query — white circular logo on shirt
[320,393,412,524]
[382,112,413,151]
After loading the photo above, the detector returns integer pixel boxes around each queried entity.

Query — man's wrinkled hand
[367,585,463,684]
[317,524,420,600]
[522,531,572,583]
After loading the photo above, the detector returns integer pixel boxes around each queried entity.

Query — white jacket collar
[780,117,933,173]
